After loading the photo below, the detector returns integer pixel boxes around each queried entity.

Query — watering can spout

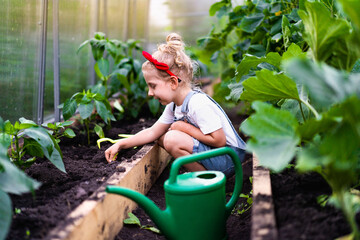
[105,185,170,235]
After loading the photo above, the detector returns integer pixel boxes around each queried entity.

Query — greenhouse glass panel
[43,0,96,120]
[0,0,42,123]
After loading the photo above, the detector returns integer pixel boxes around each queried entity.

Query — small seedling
[123,212,161,234]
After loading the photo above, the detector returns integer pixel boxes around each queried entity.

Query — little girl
[105,33,246,176]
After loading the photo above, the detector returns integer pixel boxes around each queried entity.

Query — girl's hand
[105,141,122,163]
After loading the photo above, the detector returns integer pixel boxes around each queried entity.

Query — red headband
[142,51,181,82]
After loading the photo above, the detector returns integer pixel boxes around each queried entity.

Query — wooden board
[46,144,171,240]
[251,155,278,240]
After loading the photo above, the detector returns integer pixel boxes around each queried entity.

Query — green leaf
[94,58,110,80]
[298,1,351,62]
[113,100,124,113]
[64,128,75,138]
[236,52,282,80]
[239,13,265,33]
[197,37,223,52]
[284,58,360,110]
[281,43,307,61]
[23,127,65,173]
[123,212,141,227]
[0,190,12,240]
[337,0,360,30]
[95,100,115,124]
[240,69,300,102]
[240,101,300,172]
[78,103,94,120]
[94,124,104,139]
[209,2,226,16]
[23,138,44,158]
[0,157,41,194]
[76,39,90,54]
[62,99,77,120]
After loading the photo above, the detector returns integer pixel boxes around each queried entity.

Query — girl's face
[144,70,175,105]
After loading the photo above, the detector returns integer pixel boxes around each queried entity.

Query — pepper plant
[0,117,41,240]
[42,120,75,144]
[0,117,66,173]
[61,89,115,145]
[77,32,160,119]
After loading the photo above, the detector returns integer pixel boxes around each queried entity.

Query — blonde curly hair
[142,33,194,86]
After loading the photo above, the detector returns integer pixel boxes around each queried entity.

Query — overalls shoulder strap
[193,89,246,150]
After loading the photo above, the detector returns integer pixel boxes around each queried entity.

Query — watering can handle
[169,146,243,216]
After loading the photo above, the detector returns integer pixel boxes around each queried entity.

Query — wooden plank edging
[46,144,171,240]
[251,155,278,240]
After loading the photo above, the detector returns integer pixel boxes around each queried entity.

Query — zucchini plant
[195,0,304,102]
[234,0,360,238]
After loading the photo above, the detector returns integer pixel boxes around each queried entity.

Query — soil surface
[271,167,360,240]
[7,117,156,240]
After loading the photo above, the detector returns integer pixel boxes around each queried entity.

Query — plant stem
[298,100,306,122]
[85,119,90,145]
[300,99,319,119]
[336,190,360,240]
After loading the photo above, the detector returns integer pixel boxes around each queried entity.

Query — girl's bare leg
[159,130,206,172]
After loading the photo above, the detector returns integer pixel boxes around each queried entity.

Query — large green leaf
[78,103,94,120]
[284,58,360,110]
[240,69,300,102]
[240,101,300,172]
[337,0,360,30]
[236,52,282,80]
[62,98,77,120]
[298,1,351,62]
[23,127,65,173]
[239,13,265,33]
[95,100,115,124]
[0,158,41,194]
[0,190,11,240]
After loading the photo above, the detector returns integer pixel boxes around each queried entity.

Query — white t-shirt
[158,93,239,147]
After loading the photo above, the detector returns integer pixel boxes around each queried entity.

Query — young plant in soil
[0,117,42,239]
[0,117,66,172]
[61,89,115,145]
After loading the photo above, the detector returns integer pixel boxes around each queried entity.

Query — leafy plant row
[0,32,160,239]
[198,0,360,238]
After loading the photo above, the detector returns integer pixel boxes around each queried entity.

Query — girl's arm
[105,120,170,162]
[170,121,226,148]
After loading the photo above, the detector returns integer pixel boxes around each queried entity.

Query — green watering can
[106,147,243,240]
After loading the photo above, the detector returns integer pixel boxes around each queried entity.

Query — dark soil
[7,117,156,240]
[271,167,359,240]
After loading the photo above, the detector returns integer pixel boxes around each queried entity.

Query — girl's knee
[162,130,193,154]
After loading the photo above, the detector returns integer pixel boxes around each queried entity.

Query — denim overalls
[171,90,246,176]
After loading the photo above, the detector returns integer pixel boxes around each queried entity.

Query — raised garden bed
[6,117,170,240]
[252,158,360,240]
[271,166,360,240]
